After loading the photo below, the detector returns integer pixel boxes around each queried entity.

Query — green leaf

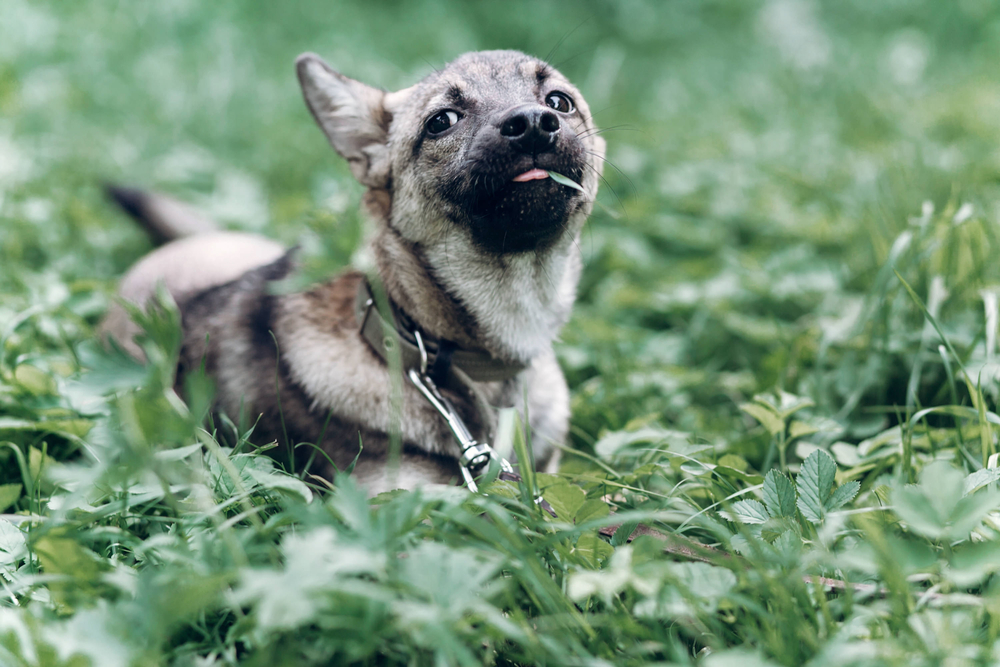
[704,648,782,667]
[727,499,770,524]
[754,391,815,420]
[714,464,764,486]
[874,484,893,505]
[920,460,966,520]
[611,521,640,547]
[545,170,586,192]
[772,529,802,561]
[760,517,798,543]
[575,499,611,524]
[237,527,386,633]
[369,488,410,504]
[788,420,819,440]
[28,446,50,483]
[0,484,21,513]
[0,519,26,567]
[891,461,998,541]
[569,545,644,601]
[246,466,313,504]
[1,443,32,499]
[883,534,937,574]
[33,537,107,582]
[593,426,691,459]
[893,486,949,539]
[718,454,748,471]
[729,534,752,556]
[739,402,785,436]
[949,541,1000,587]
[826,480,860,512]
[762,470,796,518]
[0,417,91,439]
[670,561,737,606]
[478,479,519,500]
[154,442,204,461]
[13,364,55,396]
[796,449,837,524]
[0,418,37,431]
[574,531,614,568]
[542,483,586,522]
[33,535,109,609]
[33,604,131,667]
[949,489,1000,539]
[831,442,862,466]
[963,467,1000,495]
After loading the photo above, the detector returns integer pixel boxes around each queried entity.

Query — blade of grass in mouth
[545,170,586,192]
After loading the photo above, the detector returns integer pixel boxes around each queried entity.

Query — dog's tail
[105,184,220,246]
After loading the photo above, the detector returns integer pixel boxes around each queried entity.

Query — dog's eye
[545,91,575,114]
[426,110,460,135]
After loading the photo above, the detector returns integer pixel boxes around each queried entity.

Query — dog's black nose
[499,105,560,155]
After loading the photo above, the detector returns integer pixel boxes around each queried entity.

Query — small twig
[598,522,721,564]
[595,520,936,599]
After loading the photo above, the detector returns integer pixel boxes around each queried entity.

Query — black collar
[354,278,528,384]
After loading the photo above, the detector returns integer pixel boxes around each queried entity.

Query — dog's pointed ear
[296,53,411,189]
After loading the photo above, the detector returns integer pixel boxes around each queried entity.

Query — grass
[4,0,1000,664]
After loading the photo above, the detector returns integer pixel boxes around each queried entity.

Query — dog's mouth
[512,168,586,191]
[462,158,587,254]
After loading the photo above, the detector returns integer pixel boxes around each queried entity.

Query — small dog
[101,50,605,494]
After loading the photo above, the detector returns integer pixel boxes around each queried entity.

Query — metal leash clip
[407,330,513,492]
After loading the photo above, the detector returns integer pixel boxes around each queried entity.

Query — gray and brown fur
[101,50,606,495]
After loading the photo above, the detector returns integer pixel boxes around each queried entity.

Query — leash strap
[405,344,514,492]
[408,357,556,515]
[356,278,519,492]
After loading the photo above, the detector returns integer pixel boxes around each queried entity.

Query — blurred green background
[3,0,1000,458]
[8,3,1000,664]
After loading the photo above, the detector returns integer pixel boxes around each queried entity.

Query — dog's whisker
[584,150,638,199]
[552,47,599,72]
[582,160,628,220]
[542,17,593,67]
[576,125,639,141]
[577,104,622,127]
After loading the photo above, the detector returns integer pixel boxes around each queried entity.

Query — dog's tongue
[512,168,549,183]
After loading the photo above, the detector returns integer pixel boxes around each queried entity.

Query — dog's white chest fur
[425,229,582,363]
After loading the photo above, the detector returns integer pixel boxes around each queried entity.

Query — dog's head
[297,50,604,255]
